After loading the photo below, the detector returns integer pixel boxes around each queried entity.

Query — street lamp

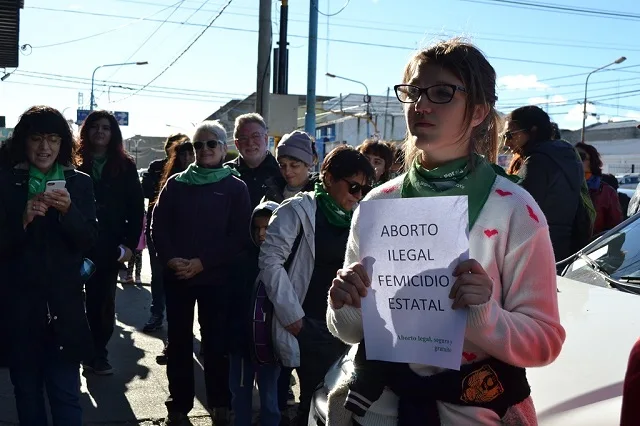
[581,56,626,143]
[90,61,148,111]
[326,72,372,137]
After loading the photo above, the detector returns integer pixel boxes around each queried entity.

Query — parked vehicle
[615,174,640,190]
[308,213,640,425]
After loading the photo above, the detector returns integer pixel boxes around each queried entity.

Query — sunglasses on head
[341,178,372,196]
[193,140,221,150]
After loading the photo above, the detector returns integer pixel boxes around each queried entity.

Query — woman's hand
[329,262,371,309]
[175,258,204,280]
[285,319,303,336]
[168,258,189,271]
[42,189,71,215]
[449,259,493,309]
[23,195,48,228]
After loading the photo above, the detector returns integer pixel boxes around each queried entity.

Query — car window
[564,215,640,290]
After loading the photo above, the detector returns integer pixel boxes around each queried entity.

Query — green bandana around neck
[401,154,497,229]
[28,162,65,200]
[174,163,240,186]
[314,181,353,228]
[92,156,107,180]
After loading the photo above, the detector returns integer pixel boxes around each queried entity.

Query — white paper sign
[359,196,469,370]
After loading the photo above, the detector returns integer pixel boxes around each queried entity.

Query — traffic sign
[76,110,129,126]
[114,111,129,126]
[77,109,90,125]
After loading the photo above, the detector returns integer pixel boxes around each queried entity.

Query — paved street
[0,251,298,425]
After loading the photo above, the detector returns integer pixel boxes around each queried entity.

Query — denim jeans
[229,354,280,426]
[9,343,82,426]
[149,251,165,318]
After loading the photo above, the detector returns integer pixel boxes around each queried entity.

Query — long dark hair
[77,110,132,176]
[507,105,554,175]
[358,139,395,183]
[159,140,193,190]
[0,106,77,168]
[575,142,603,177]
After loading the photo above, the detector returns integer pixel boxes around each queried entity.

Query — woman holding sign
[326,38,566,425]
[258,145,374,425]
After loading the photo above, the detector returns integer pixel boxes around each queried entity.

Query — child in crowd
[228,201,282,426]
[126,215,146,284]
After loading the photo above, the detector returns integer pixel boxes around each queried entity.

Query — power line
[105,0,187,81]
[109,0,640,53]
[28,6,640,75]
[2,79,238,104]
[110,0,234,104]
[12,70,248,98]
[457,0,640,22]
[24,2,182,49]
[499,80,640,105]
[313,0,350,17]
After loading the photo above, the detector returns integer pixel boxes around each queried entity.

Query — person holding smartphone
[0,106,97,426]
[77,110,144,375]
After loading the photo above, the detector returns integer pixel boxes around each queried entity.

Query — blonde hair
[401,38,500,170]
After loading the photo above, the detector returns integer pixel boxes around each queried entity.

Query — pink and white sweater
[326,173,566,425]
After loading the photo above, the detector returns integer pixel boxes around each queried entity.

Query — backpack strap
[283,225,304,272]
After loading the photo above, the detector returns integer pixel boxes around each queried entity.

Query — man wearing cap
[263,130,319,204]
[226,113,281,209]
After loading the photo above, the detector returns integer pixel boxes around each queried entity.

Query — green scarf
[174,163,240,185]
[92,156,107,180]
[28,162,65,200]
[401,154,497,229]
[315,181,353,228]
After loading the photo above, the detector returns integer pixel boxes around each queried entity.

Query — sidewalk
[0,251,299,425]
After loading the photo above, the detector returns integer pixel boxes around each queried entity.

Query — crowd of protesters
[0,36,636,426]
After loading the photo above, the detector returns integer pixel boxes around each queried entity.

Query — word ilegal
[388,248,434,262]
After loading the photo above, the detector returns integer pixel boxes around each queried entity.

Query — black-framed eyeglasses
[193,140,221,150]
[578,151,589,161]
[341,178,372,196]
[394,84,467,104]
[501,129,526,141]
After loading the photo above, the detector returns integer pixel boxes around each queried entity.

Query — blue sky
[1,0,639,138]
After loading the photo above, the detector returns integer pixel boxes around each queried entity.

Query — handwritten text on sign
[359,196,469,370]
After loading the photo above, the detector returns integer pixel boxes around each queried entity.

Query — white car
[309,215,640,425]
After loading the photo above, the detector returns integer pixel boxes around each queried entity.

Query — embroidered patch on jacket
[461,365,504,404]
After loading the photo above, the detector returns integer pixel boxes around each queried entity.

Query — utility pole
[257,0,271,123]
[305,0,319,157]
[273,0,289,94]
[384,87,390,140]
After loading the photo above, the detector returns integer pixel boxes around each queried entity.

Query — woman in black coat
[77,110,144,375]
[0,106,97,426]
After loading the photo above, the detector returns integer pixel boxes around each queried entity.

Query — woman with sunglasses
[0,106,97,426]
[504,105,588,261]
[259,145,374,425]
[151,120,251,426]
[326,39,565,425]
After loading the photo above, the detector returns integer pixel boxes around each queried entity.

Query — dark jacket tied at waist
[345,342,531,425]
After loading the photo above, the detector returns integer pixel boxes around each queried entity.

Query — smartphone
[45,180,66,192]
